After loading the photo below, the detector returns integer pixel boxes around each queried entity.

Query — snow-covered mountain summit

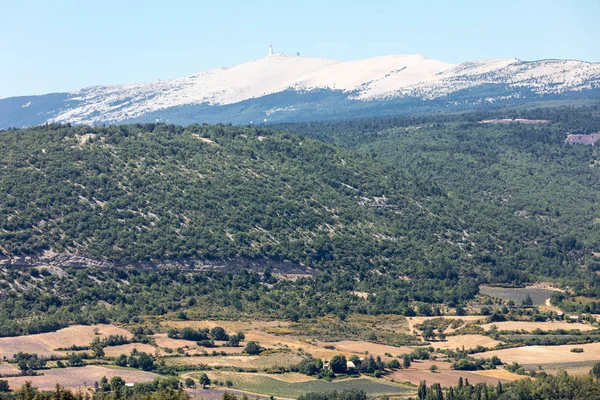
[2,53,600,128]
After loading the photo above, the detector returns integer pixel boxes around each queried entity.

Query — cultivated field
[431,334,502,350]
[103,343,158,357]
[473,369,524,381]
[387,359,520,386]
[194,371,413,398]
[474,342,600,365]
[388,368,512,387]
[315,340,413,359]
[0,325,131,359]
[479,321,596,332]
[479,286,556,306]
[166,351,305,369]
[153,334,199,351]
[0,363,20,375]
[5,366,157,390]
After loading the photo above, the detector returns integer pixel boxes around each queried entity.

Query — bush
[244,341,262,355]
[330,355,347,373]
[228,335,240,347]
[571,348,584,353]
[210,327,229,341]
[294,357,324,376]
[591,362,600,379]
[185,378,195,388]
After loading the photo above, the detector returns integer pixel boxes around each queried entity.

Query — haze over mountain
[1,51,600,129]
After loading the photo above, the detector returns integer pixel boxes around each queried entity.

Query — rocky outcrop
[0,254,314,275]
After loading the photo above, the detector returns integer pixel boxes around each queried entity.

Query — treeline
[0,377,188,400]
[414,368,600,400]
[0,266,476,337]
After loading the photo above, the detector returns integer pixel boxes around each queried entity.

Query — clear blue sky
[1,0,599,98]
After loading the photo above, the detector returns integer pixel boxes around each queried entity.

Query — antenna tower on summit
[269,43,273,56]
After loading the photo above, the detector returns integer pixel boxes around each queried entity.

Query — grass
[193,371,413,398]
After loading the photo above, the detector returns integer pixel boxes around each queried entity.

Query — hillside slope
[275,105,600,289]
[0,123,459,270]
[1,119,598,293]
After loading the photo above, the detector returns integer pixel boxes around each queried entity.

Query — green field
[194,372,414,398]
[479,286,555,306]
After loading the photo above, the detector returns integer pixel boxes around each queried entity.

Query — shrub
[330,355,347,374]
[185,378,195,388]
[244,341,262,355]
[571,348,584,353]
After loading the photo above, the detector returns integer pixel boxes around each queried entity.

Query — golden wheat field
[0,325,131,359]
[474,342,600,365]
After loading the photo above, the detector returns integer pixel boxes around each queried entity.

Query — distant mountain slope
[1,54,599,128]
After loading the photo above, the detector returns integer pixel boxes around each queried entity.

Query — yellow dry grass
[432,334,502,350]
[165,351,304,369]
[473,369,523,380]
[103,343,158,357]
[163,320,289,333]
[0,324,131,359]
[479,321,595,332]
[345,314,409,334]
[0,363,20,375]
[474,343,600,365]
[318,340,412,358]
[28,324,131,348]
[406,316,483,334]
[153,334,198,350]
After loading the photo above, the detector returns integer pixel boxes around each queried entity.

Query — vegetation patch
[194,371,412,397]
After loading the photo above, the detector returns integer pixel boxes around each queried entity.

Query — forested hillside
[1,107,600,313]
[275,104,600,293]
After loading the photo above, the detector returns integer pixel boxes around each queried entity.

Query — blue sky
[1,0,599,98]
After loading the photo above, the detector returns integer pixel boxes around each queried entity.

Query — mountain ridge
[1,53,599,128]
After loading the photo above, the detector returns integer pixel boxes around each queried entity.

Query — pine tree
[418,380,427,400]
[448,387,455,400]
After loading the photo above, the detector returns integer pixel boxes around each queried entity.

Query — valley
[0,288,599,398]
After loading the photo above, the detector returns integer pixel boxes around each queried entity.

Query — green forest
[1,104,600,331]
